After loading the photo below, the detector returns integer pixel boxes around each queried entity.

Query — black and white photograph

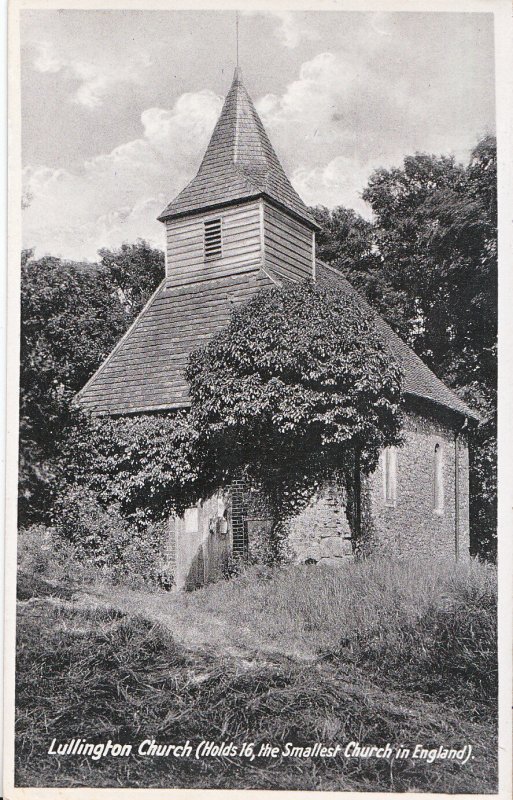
[4,1,512,797]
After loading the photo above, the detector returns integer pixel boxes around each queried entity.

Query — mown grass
[15,557,497,792]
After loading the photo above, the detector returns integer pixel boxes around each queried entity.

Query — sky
[20,9,495,262]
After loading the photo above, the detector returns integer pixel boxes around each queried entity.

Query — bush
[19,489,169,589]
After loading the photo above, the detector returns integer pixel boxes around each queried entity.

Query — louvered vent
[204,218,222,261]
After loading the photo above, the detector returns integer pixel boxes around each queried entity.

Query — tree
[313,136,497,557]
[311,205,413,342]
[362,140,496,387]
[98,240,165,316]
[19,242,165,525]
[185,281,403,550]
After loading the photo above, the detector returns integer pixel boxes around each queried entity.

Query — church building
[78,68,478,589]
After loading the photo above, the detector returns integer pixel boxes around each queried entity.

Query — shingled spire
[158,68,318,228]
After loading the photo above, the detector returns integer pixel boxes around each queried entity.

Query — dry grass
[96,557,496,678]
[15,557,497,792]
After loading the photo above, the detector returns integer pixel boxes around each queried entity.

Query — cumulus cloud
[257,47,484,213]
[23,35,491,261]
[256,52,375,210]
[257,53,357,149]
[31,39,152,108]
[22,90,222,260]
[291,156,374,217]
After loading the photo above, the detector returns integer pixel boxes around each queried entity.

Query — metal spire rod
[236,10,239,68]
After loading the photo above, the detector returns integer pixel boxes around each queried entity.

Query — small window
[434,443,444,513]
[383,446,397,505]
[184,507,199,533]
[204,218,222,261]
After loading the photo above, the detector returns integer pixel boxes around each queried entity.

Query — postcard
[4,1,512,798]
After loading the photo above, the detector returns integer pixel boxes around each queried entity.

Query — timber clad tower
[79,68,478,589]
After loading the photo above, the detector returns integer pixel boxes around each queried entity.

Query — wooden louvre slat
[205,218,222,260]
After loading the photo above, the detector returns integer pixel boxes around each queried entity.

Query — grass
[15,556,497,792]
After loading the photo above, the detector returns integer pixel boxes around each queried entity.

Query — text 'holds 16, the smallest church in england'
[77,67,479,590]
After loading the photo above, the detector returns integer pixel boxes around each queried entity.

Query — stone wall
[287,486,353,564]
[284,406,470,564]
[167,406,471,589]
[366,408,470,560]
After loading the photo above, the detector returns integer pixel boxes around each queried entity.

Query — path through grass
[15,558,497,792]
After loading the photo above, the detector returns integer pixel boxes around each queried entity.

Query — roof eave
[404,391,481,424]
[158,192,320,231]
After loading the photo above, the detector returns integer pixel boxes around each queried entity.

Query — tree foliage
[98,240,165,313]
[19,242,164,524]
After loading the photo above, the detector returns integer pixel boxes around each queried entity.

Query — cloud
[31,39,152,108]
[256,46,485,212]
[257,53,357,147]
[22,90,222,260]
[23,32,492,262]
[256,52,373,208]
[22,51,379,261]
[268,11,319,49]
[33,40,63,72]
[291,156,373,217]
[243,10,319,49]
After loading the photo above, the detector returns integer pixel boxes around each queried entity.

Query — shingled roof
[316,261,478,420]
[78,258,478,421]
[77,269,277,416]
[158,68,318,229]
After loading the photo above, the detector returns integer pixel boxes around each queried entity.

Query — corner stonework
[287,485,354,564]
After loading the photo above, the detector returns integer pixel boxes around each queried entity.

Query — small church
[78,67,478,589]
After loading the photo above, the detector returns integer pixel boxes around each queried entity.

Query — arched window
[434,443,444,513]
[383,446,397,505]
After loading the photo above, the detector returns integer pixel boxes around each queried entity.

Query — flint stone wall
[286,407,470,563]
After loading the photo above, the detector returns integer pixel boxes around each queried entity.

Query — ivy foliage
[70,282,403,536]
[186,282,403,523]
[61,410,199,523]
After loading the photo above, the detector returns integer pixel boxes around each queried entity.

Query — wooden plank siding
[263,202,314,284]
[165,201,263,288]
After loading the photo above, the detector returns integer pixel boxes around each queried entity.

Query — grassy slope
[15,559,497,792]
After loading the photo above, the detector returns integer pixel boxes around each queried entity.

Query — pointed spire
[158,70,317,228]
